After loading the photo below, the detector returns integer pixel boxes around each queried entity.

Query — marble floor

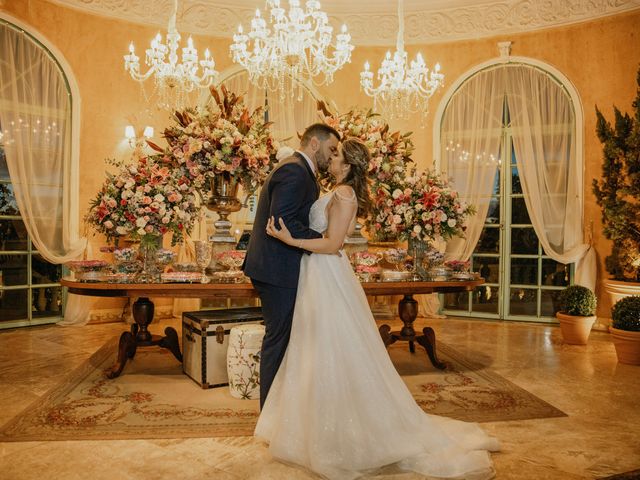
[0,315,639,480]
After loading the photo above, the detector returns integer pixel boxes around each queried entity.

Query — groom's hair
[300,123,341,147]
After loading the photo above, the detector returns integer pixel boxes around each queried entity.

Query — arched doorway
[435,60,585,322]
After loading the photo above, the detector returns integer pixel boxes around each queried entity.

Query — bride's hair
[339,138,372,218]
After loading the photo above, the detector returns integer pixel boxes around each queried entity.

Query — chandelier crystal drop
[230,0,354,99]
[123,0,219,110]
[360,0,444,119]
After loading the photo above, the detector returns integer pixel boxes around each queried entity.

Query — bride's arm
[266,185,357,255]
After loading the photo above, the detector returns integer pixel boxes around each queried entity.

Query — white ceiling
[50,0,640,45]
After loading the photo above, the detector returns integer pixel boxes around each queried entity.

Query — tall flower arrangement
[370,169,475,244]
[318,101,414,241]
[85,154,200,246]
[158,85,279,193]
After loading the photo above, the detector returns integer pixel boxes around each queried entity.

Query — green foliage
[592,65,640,281]
[611,295,640,331]
[558,285,597,316]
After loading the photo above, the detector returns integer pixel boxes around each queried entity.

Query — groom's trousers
[251,278,298,410]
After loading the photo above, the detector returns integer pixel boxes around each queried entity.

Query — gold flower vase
[207,173,242,244]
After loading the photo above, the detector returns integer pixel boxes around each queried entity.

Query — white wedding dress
[255,191,499,480]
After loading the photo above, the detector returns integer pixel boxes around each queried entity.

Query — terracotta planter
[603,279,640,306]
[610,327,640,365]
[556,312,596,345]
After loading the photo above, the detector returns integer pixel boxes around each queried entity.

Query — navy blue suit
[243,153,322,407]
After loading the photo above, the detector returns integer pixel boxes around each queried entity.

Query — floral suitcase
[182,307,263,389]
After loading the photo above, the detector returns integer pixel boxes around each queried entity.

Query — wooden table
[62,278,484,377]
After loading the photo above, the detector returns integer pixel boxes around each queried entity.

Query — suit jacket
[243,152,323,288]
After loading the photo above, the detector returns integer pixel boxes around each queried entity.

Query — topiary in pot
[610,295,640,365]
[592,65,640,282]
[556,285,597,345]
[611,295,640,331]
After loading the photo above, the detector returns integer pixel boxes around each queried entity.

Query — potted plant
[556,285,597,345]
[592,66,640,305]
[610,295,640,365]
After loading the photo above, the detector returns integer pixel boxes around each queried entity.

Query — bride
[258,138,499,480]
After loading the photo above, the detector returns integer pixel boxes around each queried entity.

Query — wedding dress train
[255,192,499,479]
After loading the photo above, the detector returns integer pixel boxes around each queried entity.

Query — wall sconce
[124,125,154,148]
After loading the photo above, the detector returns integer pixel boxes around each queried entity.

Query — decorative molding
[48,0,640,46]
[498,41,512,58]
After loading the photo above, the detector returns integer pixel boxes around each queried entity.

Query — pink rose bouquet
[317,102,414,241]
[372,169,476,244]
[159,86,279,193]
[86,154,200,246]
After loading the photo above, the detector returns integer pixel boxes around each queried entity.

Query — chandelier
[360,0,444,120]
[123,0,219,110]
[230,0,354,99]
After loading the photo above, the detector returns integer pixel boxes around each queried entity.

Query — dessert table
[61,278,484,378]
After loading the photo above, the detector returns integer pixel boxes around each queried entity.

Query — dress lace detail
[255,189,499,480]
[308,192,333,234]
[309,188,357,236]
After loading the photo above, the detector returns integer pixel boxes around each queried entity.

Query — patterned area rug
[0,338,565,442]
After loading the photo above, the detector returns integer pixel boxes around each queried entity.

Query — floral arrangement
[317,102,414,241]
[156,249,177,266]
[355,264,380,274]
[383,248,407,266]
[350,251,381,267]
[85,154,201,245]
[157,85,279,193]
[444,259,470,272]
[372,169,475,244]
[215,250,246,270]
[113,248,137,263]
[424,250,445,269]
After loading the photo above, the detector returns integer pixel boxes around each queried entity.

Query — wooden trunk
[182,307,263,388]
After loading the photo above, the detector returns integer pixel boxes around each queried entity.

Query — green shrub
[558,285,597,316]
[592,65,640,281]
[611,295,640,331]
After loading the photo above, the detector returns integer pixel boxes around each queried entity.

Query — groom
[243,123,340,408]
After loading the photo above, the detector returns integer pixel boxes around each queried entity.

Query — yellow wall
[2,0,640,318]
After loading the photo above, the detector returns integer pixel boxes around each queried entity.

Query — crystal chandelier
[230,0,354,99]
[123,0,219,110]
[360,0,444,119]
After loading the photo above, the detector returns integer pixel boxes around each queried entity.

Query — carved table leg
[106,297,183,379]
[398,295,419,338]
[160,327,183,362]
[378,294,448,370]
[132,297,154,343]
[379,324,397,347]
[106,331,136,379]
[416,326,447,370]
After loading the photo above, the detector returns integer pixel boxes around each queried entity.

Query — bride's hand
[266,216,294,245]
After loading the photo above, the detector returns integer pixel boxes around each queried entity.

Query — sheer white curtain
[441,68,505,262]
[504,67,595,289]
[0,21,90,325]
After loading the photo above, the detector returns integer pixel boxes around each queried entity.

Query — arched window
[0,16,84,328]
[435,60,590,322]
